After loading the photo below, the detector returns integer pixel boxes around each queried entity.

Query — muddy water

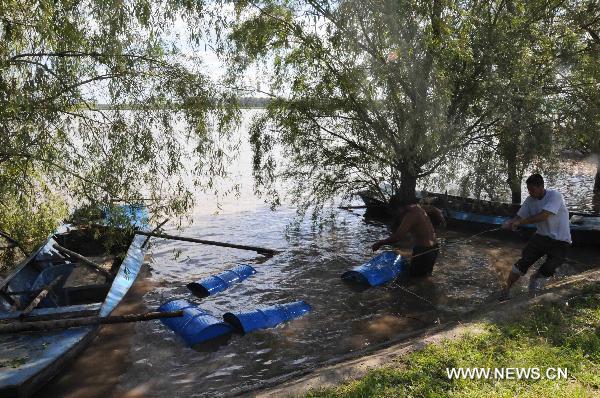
[37,116,600,397]
[40,200,599,398]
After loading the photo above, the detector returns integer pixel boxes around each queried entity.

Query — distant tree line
[92,97,271,110]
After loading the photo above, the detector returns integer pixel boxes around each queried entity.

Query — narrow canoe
[357,191,600,246]
[0,206,148,397]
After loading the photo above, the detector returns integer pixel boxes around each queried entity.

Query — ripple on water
[114,186,599,396]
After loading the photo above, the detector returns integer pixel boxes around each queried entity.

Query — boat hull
[357,191,600,247]
[0,208,148,397]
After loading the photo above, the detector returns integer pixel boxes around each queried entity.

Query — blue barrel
[187,264,257,298]
[223,301,311,334]
[158,299,233,346]
[341,251,408,286]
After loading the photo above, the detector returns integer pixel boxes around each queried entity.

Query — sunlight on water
[115,175,598,397]
[111,204,598,397]
[41,113,600,398]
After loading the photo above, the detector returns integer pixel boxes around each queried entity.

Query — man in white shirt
[499,174,571,300]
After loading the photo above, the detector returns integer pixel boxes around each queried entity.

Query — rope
[381,227,504,261]
[379,227,504,308]
[395,284,436,307]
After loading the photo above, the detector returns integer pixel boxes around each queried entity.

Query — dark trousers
[514,234,570,277]
[410,244,439,277]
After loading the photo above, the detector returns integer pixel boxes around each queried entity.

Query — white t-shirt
[517,189,571,243]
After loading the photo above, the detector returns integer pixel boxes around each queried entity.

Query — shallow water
[38,205,599,397]
[36,118,599,397]
[109,205,598,397]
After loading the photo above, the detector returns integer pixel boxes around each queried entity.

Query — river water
[38,114,600,397]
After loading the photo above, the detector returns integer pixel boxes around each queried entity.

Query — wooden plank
[0,303,102,323]
[52,243,113,279]
[0,243,45,292]
[0,289,16,305]
[20,275,66,317]
[0,243,47,307]
[62,283,111,305]
[0,310,184,334]
[134,230,279,256]
[3,288,43,296]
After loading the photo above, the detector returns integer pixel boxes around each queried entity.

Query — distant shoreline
[91,97,271,110]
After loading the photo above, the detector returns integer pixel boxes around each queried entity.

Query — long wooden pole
[338,205,367,210]
[142,218,170,248]
[0,310,184,334]
[135,231,279,256]
[52,243,113,279]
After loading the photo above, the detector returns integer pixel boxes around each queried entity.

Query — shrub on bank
[307,285,600,397]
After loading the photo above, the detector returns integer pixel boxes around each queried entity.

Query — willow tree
[0,0,236,263]
[486,0,593,204]
[559,0,600,195]
[491,20,560,205]
[223,0,529,213]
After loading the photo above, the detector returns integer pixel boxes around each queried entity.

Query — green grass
[307,285,600,398]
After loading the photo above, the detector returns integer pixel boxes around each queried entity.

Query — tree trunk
[506,151,522,204]
[400,170,417,202]
[388,167,418,229]
[388,167,417,203]
[593,192,600,215]
[510,186,522,204]
[594,160,600,194]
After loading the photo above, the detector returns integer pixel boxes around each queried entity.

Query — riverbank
[256,269,600,397]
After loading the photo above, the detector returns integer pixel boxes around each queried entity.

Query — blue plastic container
[341,251,408,286]
[187,264,257,298]
[158,299,232,346]
[223,301,312,334]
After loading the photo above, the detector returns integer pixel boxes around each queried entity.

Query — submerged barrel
[158,299,232,346]
[341,251,408,286]
[223,301,311,334]
[187,264,257,298]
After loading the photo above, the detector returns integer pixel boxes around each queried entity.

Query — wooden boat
[0,206,149,397]
[357,190,600,246]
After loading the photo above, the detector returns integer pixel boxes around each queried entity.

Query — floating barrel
[223,301,311,334]
[158,299,232,346]
[341,251,408,286]
[187,264,257,298]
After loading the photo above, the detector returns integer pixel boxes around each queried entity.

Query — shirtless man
[371,198,441,277]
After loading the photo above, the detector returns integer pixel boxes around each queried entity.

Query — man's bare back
[402,205,436,247]
[371,203,441,277]
[371,204,437,251]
